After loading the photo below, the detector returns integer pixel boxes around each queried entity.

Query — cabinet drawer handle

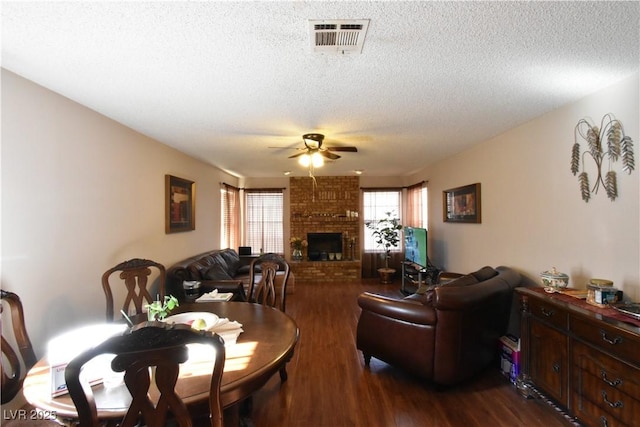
[553,363,560,373]
[601,370,622,387]
[600,330,622,345]
[541,307,554,317]
[601,391,623,408]
[600,415,609,427]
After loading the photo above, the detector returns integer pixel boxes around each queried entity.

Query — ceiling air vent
[309,19,370,54]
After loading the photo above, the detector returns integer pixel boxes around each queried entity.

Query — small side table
[239,254,260,267]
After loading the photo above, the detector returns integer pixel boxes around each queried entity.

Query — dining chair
[248,253,292,382]
[1,290,61,426]
[1,289,38,404]
[65,322,226,427]
[102,258,166,321]
[248,253,290,312]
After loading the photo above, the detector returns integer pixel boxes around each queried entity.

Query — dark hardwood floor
[246,279,577,427]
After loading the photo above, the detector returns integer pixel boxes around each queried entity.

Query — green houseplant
[145,295,179,321]
[366,211,403,281]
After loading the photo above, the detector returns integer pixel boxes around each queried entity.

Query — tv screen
[404,226,427,269]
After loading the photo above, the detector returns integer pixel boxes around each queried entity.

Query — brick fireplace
[289,176,361,282]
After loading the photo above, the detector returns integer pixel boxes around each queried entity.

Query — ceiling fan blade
[288,152,306,159]
[320,151,340,160]
[326,146,358,152]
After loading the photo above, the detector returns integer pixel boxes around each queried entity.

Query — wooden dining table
[22,301,299,425]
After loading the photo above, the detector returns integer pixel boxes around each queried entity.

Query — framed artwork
[443,183,481,223]
[165,175,195,233]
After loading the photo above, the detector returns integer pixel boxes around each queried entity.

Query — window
[363,189,402,252]
[245,190,284,253]
[220,183,239,249]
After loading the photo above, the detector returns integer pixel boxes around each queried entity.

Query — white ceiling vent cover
[309,19,370,54]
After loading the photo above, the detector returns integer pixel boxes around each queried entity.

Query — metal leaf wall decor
[570,114,635,202]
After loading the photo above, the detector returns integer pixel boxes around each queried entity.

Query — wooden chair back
[247,254,293,383]
[248,253,290,312]
[102,258,166,321]
[65,322,225,427]
[1,290,37,404]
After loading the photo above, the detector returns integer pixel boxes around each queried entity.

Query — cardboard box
[498,334,520,384]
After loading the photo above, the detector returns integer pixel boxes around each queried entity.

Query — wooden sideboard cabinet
[516,287,640,427]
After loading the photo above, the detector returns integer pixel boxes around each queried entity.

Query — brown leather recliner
[356,266,521,386]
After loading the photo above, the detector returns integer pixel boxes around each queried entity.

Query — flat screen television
[404,226,427,269]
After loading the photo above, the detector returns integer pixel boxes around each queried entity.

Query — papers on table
[206,317,244,345]
[164,310,243,345]
[47,323,128,396]
[196,289,234,302]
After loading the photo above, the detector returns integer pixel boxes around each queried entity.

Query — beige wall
[410,73,640,300]
[1,69,239,359]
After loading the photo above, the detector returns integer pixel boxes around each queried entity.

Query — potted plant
[145,295,179,321]
[366,211,403,283]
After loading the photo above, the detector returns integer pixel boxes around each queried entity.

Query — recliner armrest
[437,271,465,284]
[357,292,436,325]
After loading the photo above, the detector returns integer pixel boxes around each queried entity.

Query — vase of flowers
[290,236,307,261]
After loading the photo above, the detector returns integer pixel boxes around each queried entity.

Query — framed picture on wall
[165,175,195,233]
[443,183,481,223]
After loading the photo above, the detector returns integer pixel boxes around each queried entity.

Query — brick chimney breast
[290,176,361,282]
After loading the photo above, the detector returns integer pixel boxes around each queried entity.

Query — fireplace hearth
[307,232,342,261]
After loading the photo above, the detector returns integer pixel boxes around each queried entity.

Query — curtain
[406,181,426,228]
[221,183,239,250]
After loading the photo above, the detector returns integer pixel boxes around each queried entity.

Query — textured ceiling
[2,1,638,178]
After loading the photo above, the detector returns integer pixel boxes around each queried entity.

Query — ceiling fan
[287,133,358,167]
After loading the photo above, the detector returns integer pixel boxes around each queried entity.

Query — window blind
[245,190,284,253]
[362,189,401,251]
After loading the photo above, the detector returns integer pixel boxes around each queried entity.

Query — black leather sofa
[166,248,294,302]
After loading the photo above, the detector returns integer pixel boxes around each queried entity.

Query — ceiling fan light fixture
[298,153,311,167]
[311,151,324,167]
[298,150,324,168]
[302,133,324,150]
[289,132,355,172]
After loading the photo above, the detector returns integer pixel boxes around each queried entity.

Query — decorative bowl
[540,267,569,289]
[163,312,220,330]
